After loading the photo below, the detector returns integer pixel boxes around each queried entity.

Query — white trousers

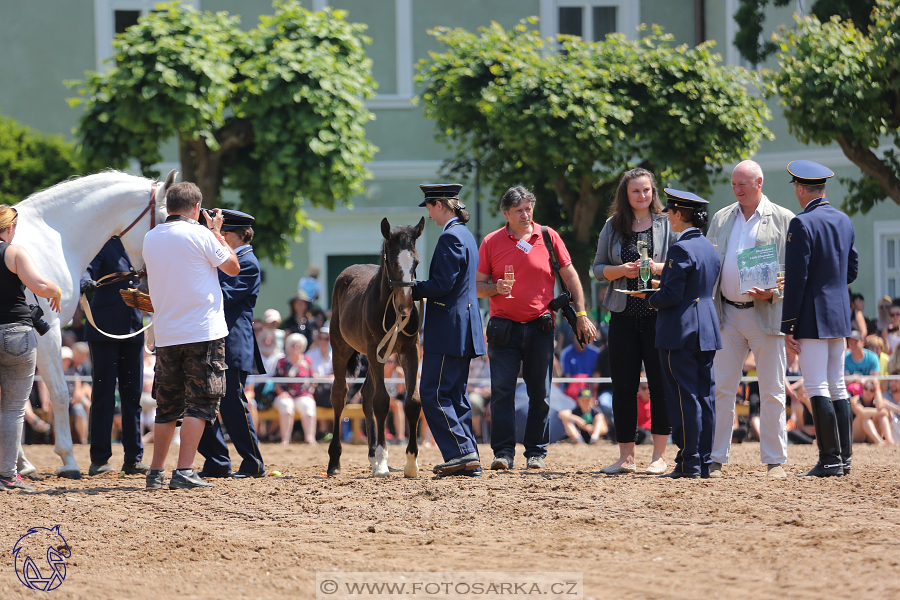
[711,303,788,465]
[797,338,848,400]
[273,394,317,418]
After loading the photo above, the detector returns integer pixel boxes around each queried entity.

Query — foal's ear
[414,217,425,239]
[381,218,391,240]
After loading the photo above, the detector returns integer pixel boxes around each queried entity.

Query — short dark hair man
[143,181,240,489]
[476,186,596,470]
[781,160,858,477]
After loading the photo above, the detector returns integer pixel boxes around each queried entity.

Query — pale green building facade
[1,0,897,318]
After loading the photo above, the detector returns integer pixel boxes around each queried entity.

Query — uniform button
[468,304,471,308]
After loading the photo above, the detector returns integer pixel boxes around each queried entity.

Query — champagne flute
[638,233,651,291]
[504,265,515,299]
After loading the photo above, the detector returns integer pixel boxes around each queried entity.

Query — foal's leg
[365,354,391,478]
[400,346,422,478]
[327,343,351,477]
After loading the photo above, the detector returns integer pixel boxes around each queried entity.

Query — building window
[875,221,900,302]
[540,1,639,42]
[94,0,199,71]
[556,4,617,41]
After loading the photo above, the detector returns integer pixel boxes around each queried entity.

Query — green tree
[0,112,79,205]
[733,0,876,65]
[68,1,377,264]
[766,0,900,214]
[416,20,772,280]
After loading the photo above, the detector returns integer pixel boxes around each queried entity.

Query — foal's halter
[118,182,159,238]
[375,252,420,363]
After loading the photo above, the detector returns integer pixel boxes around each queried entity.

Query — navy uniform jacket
[412,220,486,358]
[80,236,144,345]
[648,229,722,352]
[780,198,858,339]
[220,244,261,372]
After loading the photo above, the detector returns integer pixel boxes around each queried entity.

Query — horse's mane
[16,170,153,207]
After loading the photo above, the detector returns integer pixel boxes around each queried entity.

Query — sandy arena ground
[2,441,899,600]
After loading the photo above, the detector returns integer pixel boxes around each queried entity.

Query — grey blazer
[706,194,795,336]
[592,213,674,313]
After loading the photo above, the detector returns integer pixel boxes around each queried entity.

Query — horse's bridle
[118,182,159,238]
[382,252,416,288]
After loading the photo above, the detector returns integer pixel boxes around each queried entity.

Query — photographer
[142,183,240,490]
[476,186,595,471]
[0,205,62,492]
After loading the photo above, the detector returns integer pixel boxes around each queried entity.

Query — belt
[723,298,754,310]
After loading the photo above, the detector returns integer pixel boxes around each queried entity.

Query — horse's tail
[346,351,362,378]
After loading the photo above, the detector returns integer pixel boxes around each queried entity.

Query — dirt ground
[2,440,899,600]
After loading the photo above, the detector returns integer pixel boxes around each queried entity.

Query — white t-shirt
[143,220,229,347]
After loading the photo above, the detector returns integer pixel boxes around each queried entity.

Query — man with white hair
[706,160,796,479]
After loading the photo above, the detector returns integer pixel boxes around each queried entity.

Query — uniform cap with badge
[786,160,834,186]
[219,209,255,231]
[419,183,465,210]
[661,188,709,213]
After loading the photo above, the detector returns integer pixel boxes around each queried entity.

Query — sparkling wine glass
[638,233,651,291]
[504,265,515,299]
[776,263,785,291]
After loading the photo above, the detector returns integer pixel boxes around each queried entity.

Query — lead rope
[78,294,153,340]
[375,291,418,363]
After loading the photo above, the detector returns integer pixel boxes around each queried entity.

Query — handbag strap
[541,226,570,297]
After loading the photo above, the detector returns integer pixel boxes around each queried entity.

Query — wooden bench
[255,403,367,444]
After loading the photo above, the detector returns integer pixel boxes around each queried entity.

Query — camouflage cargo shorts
[152,338,226,425]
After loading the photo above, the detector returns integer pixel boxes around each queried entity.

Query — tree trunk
[836,137,900,207]
[177,120,254,207]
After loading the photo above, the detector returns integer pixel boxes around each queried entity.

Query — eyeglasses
[864,385,876,392]
[891,311,900,318]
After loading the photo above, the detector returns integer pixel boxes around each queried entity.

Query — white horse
[14,170,175,478]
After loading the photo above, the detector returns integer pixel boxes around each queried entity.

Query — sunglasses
[864,385,876,392]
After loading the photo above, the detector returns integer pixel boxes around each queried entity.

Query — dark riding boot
[799,396,843,478]
[833,397,853,475]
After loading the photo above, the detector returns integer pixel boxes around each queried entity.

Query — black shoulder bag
[542,226,586,346]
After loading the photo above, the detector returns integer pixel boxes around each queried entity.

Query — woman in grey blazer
[592,168,675,475]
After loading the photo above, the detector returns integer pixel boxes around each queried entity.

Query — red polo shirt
[478,222,571,322]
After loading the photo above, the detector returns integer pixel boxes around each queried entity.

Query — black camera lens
[29,304,51,336]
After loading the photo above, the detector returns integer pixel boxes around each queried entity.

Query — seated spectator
[263,308,285,353]
[559,389,608,444]
[849,292,871,340]
[785,345,815,444]
[851,377,899,446]
[875,295,894,332]
[883,303,900,353]
[590,332,614,440]
[559,337,600,381]
[62,346,91,445]
[298,265,322,305]
[307,325,335,440]
[281,291,316,347]
[385,354,407,444]
[845,330,881,381]
[467,338,490,442]
[635,377,652,445]
[865,334,890,377]
[272,333,317,445]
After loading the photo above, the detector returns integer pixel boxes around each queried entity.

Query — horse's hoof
[373,466,390,478]
[18,465,38,480]
[404,453,419,478]
[56,468,82,480]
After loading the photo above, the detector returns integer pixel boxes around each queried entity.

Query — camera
[549,291,587,346]
[200,208,216,223]
[28,303,51,336]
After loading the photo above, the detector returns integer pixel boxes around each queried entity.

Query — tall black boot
[833,397,853,475]
[799,396,843,477]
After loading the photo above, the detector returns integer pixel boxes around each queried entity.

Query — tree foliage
[0,112,79,206]
[766,0,900,214]
[68,1,377,264]
[416,20,772,279]
[733,0,876,65]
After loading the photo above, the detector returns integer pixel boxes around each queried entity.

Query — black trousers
[88,340,143,465]
[608,311,670,443]
[198,368,265,475]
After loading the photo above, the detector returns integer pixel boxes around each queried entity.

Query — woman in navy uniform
[197,210,266,478]
[781,161,858,477]
[412,184,486,477]
[80,236,148,476]
[646,190,721,479]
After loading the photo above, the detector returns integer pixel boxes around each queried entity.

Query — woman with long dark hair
[592,169,674,475]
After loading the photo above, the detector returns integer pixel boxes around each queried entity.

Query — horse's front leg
[36,327,81,479]
[400,347,421,478]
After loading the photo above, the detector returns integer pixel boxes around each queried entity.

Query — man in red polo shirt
[477,186,595,470]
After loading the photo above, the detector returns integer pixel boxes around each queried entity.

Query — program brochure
[736,243,779,291]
